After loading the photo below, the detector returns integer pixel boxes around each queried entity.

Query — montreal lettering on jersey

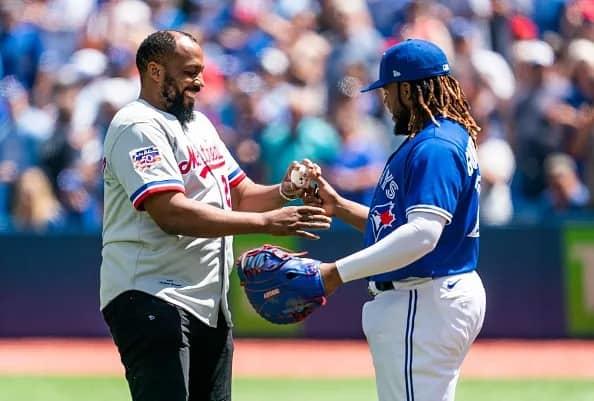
[178,144,225,176]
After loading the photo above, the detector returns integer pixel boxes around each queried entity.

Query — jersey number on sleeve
[221,175,232,208]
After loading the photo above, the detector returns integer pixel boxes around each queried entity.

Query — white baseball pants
[363,271,486,401]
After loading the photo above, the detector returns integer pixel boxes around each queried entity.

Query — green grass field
[1,377,594,401]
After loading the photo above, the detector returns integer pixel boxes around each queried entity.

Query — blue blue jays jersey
[365,117,480,281]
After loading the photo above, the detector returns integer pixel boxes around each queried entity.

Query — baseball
[290,165,308,188]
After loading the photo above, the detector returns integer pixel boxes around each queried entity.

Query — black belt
[373,281,395,291]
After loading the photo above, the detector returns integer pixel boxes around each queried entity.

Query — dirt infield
[1,338,594,378]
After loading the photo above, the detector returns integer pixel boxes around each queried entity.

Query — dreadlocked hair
[406,75,480,143]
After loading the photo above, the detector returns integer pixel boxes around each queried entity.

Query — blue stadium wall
[1,223,593,338]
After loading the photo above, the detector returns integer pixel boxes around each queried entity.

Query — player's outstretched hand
[303,172,341,217]
[263,206,331,240]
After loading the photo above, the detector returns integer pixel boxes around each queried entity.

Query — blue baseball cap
[361,39,451,92]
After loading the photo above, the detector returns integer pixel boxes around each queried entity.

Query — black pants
[103,290,233,401]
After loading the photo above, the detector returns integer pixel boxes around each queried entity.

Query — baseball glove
[236,245,326,324]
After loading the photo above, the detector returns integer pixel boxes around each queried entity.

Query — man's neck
[139,88,165,112]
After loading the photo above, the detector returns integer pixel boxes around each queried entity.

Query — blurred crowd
[0,0,593,233]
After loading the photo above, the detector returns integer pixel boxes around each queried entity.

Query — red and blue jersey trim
[130,179,185,210]
[228,167,246,188]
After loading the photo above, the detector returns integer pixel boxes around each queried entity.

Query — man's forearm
[145,192,268,237]
[336,212,445,282]
[233,182,285,212]
[335,197,369,232]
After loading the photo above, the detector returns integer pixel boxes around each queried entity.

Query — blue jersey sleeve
[403,138,465,223]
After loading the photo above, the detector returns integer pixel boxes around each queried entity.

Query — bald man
[100,30,330,401]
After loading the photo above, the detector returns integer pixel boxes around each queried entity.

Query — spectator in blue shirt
[0,2,44,90]
[327,94,386,206]
[260,87,341,184]
[56,167,102,233]
[542,153,590,212]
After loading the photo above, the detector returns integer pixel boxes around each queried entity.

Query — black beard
[392,109,411,136]
[162,75,195,128]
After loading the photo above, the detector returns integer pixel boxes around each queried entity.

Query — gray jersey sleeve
[107,122,185,210]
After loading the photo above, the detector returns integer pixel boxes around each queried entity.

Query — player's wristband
[279,184,298,201]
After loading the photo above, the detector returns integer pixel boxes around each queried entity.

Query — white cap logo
[443,64,450,71]
[393,70,401,77]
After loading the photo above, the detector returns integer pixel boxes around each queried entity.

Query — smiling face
[144,33,205,128]
[162,35,205,127]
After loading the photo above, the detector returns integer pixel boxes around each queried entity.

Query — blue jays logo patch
[370,201,396,241]
[130,146,162,171]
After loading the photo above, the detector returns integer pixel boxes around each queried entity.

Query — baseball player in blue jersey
[306,39,486,401]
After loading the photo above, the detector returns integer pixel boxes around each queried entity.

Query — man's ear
[399,82,412,106]
[146,61,164,83]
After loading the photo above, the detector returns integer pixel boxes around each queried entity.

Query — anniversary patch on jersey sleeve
[129,146,162,171]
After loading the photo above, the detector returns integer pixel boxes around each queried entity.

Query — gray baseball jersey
[100,99,246,328]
